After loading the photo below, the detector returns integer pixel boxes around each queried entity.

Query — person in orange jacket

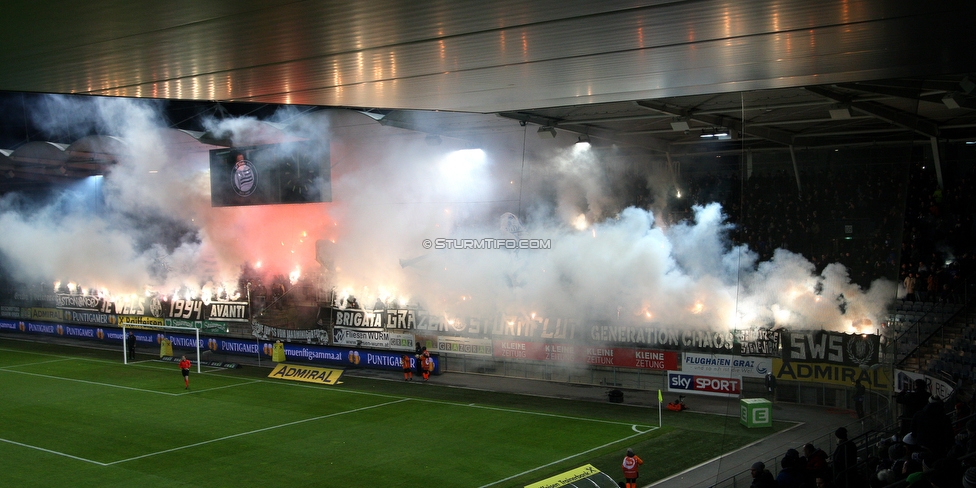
[401,353,413,381]
[179,355,191,389]
[622,448,643,488]
[420,349,433,381]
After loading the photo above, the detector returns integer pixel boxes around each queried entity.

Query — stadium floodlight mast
[121,322,202,373]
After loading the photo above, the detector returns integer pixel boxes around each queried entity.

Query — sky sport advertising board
[667,371,742,397]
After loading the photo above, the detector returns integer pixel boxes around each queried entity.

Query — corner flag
[658,389,663,427]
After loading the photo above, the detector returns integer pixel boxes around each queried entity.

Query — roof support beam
[497,111,673,153]
[635,100,795,147]
[804,85,941,139]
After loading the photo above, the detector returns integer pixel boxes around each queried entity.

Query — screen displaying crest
[209,141,331,207]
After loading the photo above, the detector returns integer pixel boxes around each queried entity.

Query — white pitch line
[416,397,653,428]
[180,379,261,395]
[107,398,410,465]
[0,358,74,369]
[0,368,179,396]
[0,437,107,466]
[479,426,658,488]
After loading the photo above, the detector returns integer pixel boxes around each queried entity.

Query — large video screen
[210,141,331,207]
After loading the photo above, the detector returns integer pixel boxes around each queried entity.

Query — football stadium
[2,3,976,487]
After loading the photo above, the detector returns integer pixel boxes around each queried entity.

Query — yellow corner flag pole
[658,389,663,427]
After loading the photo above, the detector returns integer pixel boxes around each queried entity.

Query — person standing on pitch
[420,349,433,382]
[179,355,191,389]
[401,353,413,381]
[127,330,136,359]
[621,448,643,488]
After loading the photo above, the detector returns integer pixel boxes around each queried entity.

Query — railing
[891,273,976,371]
[708,406,894,488]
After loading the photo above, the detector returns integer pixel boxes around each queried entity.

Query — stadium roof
[1,0,975,193]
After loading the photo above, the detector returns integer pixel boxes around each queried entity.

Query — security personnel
[622,448,643,488]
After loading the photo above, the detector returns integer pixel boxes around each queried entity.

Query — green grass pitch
[0,337,788,487]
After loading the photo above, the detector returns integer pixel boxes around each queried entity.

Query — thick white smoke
[0,95,896,332]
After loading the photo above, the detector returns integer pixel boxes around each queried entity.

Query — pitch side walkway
[346,369,876,488]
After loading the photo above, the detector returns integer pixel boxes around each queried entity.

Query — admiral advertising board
[772,358,890,390]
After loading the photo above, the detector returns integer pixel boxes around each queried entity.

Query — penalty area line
[0,368,180,396]
[180,379,262,395]
[106,398,410,465]
[0,437,107,466]
[479,426,658,488]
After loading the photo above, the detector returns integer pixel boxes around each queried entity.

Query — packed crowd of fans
[748,383,976,487]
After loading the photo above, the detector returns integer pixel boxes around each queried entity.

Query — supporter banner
[251,323,328,343]
[1,306,22,318]
[894,370,954,401]
[55,293,104,312]
[159,298,250,323]
[104,295,163,317]
[331,309,385,329]
[772,359,890,390]
[781,330,880,366]
[667,371,742,397]
[13,292,57,306]
[268,364,343,385]
[734,328,781,356]
[437,336,493,356]
[318,307,779,354]
[333,326,392,348]
[682,353,773,378]
[206,301,249,323]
